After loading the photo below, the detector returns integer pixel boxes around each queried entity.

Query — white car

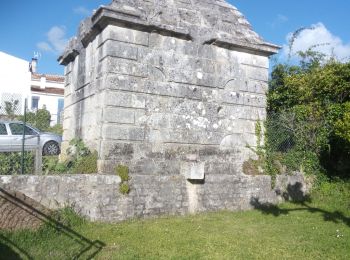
[0,121,62,155]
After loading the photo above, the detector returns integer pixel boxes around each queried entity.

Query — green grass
[1,181,349,260]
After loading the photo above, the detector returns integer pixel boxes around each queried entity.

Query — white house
[0,51,64,125]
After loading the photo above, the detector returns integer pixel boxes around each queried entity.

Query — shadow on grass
[0,188,105,259]
[250,182,350,228]
[0,234,27,260]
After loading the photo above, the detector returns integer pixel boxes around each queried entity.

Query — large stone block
[99,25,149,47]
[102,124,145,141]
[104,91,146,109]
[103,107,135,124]
[99,40,139,61]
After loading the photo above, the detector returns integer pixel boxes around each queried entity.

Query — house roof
[59,0,280,65]
[31,73,65,83]
[31,86,64,95]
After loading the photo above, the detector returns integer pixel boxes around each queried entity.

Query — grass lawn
[1,181,349,260]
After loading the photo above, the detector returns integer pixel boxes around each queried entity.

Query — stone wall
[0,173,307,223]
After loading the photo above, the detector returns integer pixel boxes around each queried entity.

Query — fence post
[21,98,27,175]
[35,136,42,175]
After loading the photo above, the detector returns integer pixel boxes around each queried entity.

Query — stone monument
[57,0,293,218]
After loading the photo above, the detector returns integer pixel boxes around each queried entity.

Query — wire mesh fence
[265,112,296,153]
[0,97,42,175]
[0,93,23,120]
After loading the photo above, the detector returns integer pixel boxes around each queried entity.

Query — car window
[0,123,7,135]
[9,123,37,135]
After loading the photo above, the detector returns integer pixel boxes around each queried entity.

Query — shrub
[116,165,129,181]
[18,108,51,131]
[47,124,63,135]
[42,139,98,174]
[72,151,98,174]
[0,152,34,175]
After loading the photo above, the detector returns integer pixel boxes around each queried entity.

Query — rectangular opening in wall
[31,96,40,110]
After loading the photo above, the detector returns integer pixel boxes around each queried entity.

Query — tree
[267,49,350,179]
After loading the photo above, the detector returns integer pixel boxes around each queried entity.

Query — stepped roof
[59,0,279,65]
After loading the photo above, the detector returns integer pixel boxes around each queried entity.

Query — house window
[31,96,40,110]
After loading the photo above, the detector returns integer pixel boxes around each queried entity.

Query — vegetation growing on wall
[116,165,130,195]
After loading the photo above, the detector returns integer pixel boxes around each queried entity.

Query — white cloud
[37,26,68,54]
[269,14,288,29]
[73,6,91,16]
[36,42,53,52]
[282,23,350,61]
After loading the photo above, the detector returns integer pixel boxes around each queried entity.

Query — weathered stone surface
[54,0,284,221]
[0,173,308,222]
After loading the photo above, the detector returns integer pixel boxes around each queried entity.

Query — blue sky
[0,0,349,75]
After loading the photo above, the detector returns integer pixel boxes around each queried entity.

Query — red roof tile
[31,86,64,95]
[31,73,65,83]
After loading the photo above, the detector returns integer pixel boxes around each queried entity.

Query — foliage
[41,139,97,174]
[3,99,19,119]
[119,182,130,195]
[0,152,34,175]
[116,164,130,194]
[67,138,91,162]
[51,207,86,228]
[72,151,98,174]
[42,156,68,174]
[19,108,51,131]
[334,102,350,143]
[267,46,350,180]
[61,139,97,174]
[47,124,63,135]
[116,165,129,182]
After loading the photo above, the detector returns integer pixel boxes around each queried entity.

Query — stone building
[56,0,293,219]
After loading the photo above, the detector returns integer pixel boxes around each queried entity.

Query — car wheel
[43,141,60,156]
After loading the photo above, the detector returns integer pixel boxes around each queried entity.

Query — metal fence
[264,112,296,153]
[0,97,42,175]
[0,93,22,120]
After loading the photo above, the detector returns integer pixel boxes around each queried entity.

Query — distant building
[0,51,64,125]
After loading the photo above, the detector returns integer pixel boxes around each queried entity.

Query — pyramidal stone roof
[59,0,279,65]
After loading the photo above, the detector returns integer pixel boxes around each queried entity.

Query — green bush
[72,151,98,174]
[0,152,34,175]
[47,124,63,135]
[19,108,51,131]
[41,139,98,175]
[268,46,350,181]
